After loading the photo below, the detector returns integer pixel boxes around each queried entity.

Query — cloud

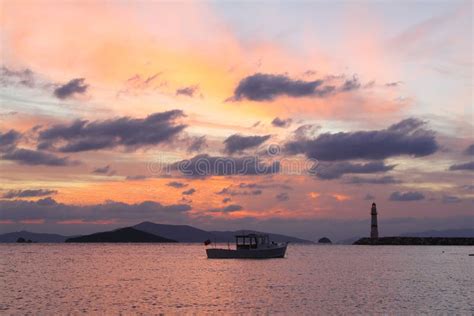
[125,175,148,181]
[0,66,37,88]
[347,175,400,184]
[215,181,290,197]
[216,186,262,196]
[37,110,186,152]
[182,188,196,195]
[0,198,191,222]
[285,118,438,161]
[222,197,231,203]
[224,134,270,154]
[92,165,115,175]
[230,73,335,101]
[117,73,164,96]
[2,189,57,199]
[0,130,22,152]
[1,129,79,167]
[238,183,259,189]
[187,136,207,153]
[364,193,375,200]
[2,148,78,166]
[464,144,474,156]
[460,184,474,191]
[179,197,192,204]
[251,121,261,128]
[171,154,280,178]
[315,161,395,180]
[176,85,199,97]
[340,75,361,92]
[275,192,289,201]
[53,78,89,99]
[442,195,462,204]
[449,161,474,171]
[389,191,425,201]
[167,181,188,188]
[238,182,292,190]
[385,81,402,87]
[207,204,243,213]
[271,117,292,128]
[0,111,18,117]
[293,124,321,139]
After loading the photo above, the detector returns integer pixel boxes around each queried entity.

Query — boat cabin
[235,234,270,249]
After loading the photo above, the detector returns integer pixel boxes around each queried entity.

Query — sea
[1,244,473,314]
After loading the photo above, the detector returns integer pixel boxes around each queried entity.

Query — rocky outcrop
[318,237,332,244]
[354,237,474,246]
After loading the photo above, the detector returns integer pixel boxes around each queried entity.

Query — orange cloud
[331,193,351,202]
[19,219,45,224]
[309,192,321,199]
[56,219,117,225]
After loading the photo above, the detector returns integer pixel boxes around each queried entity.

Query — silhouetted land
[318,237,332,244]
[0,222,313,243]
[16,237,32,243]
[401,229,474,238]
[354,237,474,246]
[134,221,314,243]
[65,227,177,243]
[4,224,471,245]
[0,231,69,243]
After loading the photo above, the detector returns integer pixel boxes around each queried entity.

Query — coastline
[354,237,474,246]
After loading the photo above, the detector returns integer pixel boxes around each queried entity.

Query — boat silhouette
[206,233,287,259]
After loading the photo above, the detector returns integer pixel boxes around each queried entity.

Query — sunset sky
[0,0,472,241]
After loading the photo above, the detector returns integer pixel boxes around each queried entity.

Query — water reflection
[0,244,472,314]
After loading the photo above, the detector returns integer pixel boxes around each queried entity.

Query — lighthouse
[371,202,378,239]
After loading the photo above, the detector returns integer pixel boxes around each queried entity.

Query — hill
[65,227,177,243]
[0,231,69,243]
[134,222,211,242]
[134,222,314,243]
[0,222,314,244]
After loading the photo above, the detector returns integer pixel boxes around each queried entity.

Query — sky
[0,0,472,241]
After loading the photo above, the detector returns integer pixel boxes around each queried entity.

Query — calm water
[1,244,473,314]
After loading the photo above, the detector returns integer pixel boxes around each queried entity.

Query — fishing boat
[206,233,287,259]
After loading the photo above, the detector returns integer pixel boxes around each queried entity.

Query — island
[353,237,474,246]
[318,237,332,244]
[65,227,177,243]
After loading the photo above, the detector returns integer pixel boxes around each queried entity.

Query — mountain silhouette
[65,227,176,243]
[0,222,313,243]
[0,231,69,243]
[134,221,313,243]
[134,222,211,242]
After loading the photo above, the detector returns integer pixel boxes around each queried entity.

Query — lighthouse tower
[370,203,378,239]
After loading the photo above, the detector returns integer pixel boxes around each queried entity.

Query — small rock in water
[318,237,332,244]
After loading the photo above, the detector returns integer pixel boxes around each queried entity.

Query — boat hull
[206,245,287,259]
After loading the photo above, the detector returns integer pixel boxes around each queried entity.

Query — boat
[206,233,287,259]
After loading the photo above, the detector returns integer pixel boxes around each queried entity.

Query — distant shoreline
[354,237,474,246]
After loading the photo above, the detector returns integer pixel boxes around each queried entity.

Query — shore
[354,237,474,246]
